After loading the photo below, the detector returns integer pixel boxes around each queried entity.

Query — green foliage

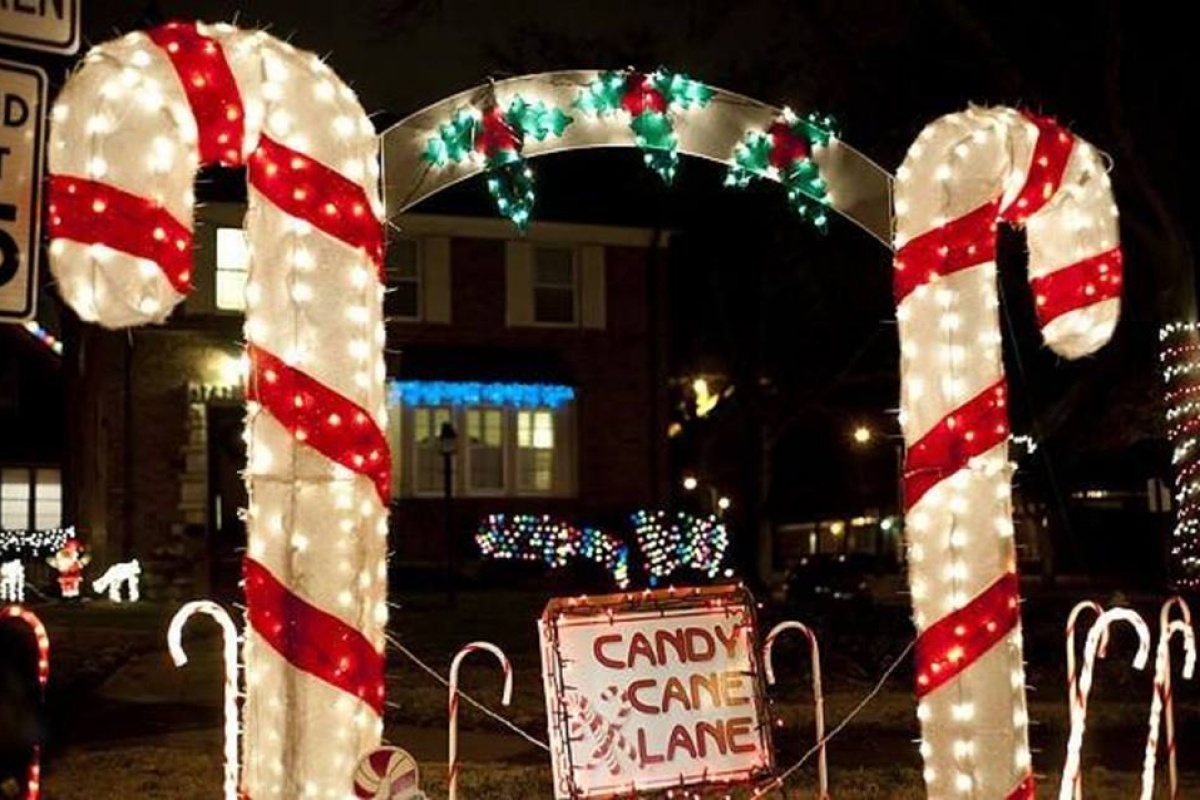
[421,108,479,166]
[505,95,573,141]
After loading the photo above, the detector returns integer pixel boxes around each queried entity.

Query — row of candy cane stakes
[1062,599,1199,800]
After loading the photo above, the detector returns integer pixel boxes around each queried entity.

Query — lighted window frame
[385,236,422,321]
[0,467,62,530]
[464,408,506,495]
[516,408,556,494]
[215,227,250,312]
[412,406,453,496]
[532,246,578,326]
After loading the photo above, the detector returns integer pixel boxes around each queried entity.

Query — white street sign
[0,0,79,55]
[0,59,45,322]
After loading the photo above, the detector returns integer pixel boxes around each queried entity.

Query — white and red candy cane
[2,605,49,800]
[46,22,388,799]
[448,641,513,800]
[1058,608,1150,800]
[1141,598,1196,800]
[763,621,828,800]
[894,106,1122,800]
[1064,601,1109,800]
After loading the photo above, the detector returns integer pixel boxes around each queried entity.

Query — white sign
[0,0,79,54]
[0,59,44,322]
[539,586,774,799]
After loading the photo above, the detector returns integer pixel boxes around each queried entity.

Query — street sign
[0,59,45,322]
[0,0,79,55]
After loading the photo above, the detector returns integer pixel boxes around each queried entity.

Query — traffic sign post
[0,0,79,55]
[0,59,45,322]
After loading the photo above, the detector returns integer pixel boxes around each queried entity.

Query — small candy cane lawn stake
[1141,598,1196,800]
[2,605,50,800]
[763,621,828,800]
[448,642,513,800]
[1058,608,1151,800]
[167,601,240,800]
[1064,601,1109,800]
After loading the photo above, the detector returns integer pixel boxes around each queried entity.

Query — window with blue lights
[389,381,575,498]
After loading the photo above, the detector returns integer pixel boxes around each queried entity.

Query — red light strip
[246,344,391,504]
[893,200,1000,303]
[1006,772,1036,800]
[914,571,1021,697]
[1030,247,1123,326]
[45,176,194,294]
[244,559,385,715]
[999,112,1074,225]
[248,135,385,276]
[148,22,245,167]
[903,379,1009,511]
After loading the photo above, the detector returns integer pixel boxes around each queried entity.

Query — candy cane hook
[1064,601,1109,799]
[448,641,513,800]
[3,605,50,800]
[167,601,240,800]
[47,22,388,797]
[763,621,828,800]
[895,106,1122,800]
[1141,598,1196,800]
[1058,608,1150,800]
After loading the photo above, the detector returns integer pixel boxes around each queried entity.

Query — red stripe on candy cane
[1006,773,1036,800]
[45,176,194,294]
[914,571,1021,697]
[244,558,385,715]
[246,344,391,504]
[1031,247,1123,327]
[903,379,1009,511]
[893,200,999,303]
[248,135,385,276]
[999,113,1073,225]
[148,22,245,167]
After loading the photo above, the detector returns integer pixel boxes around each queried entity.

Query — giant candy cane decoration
[894,106,1122,799]
[46,22,388,798]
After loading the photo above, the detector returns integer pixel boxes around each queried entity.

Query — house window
[465,408,505,493]
[215,227,250,311]
[517,409,556,493]
[413,406,452,494]
[0,467,62,530]
[533,246,577,325]
[386,237,421,320]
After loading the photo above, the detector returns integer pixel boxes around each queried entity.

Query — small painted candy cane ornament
[1059,608,1150,800]
[895,106,1122,800]
[763,621,828,800]
[47,22,388,798]
[448,641,513,800]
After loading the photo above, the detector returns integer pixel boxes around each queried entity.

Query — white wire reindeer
[92,559,141,602]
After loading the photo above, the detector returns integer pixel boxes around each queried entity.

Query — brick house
[69,204,670,593]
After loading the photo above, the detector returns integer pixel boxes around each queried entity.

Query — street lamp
[682,475,699,491]
[852,425,872,445]
[439,421,458,607]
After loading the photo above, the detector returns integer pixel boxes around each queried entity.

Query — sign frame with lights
[539,584,774,799]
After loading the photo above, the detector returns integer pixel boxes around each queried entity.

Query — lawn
[7,587,1200,798]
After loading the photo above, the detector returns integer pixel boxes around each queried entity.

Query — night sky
[19,0,1199,548]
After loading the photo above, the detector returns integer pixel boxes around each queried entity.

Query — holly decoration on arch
[422,96,573,230]
[575,69,713,183]
[726,108,839,230]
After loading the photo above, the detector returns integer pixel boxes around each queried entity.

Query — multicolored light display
[476,514,629,588]
[631,509,730,585]
[389,380,575,409]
